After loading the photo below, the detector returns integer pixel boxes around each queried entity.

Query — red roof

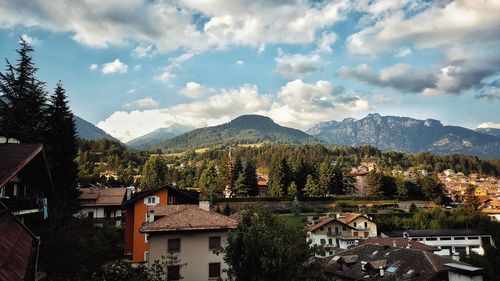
[359,237,438,252]
[79,187,127,206]
[0,206,39,280]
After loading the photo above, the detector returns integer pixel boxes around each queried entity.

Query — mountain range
[307,113,500,158]
[74,116,120,142]
[126,124,194,150]
[150,114,320,152]
[76,114,500,159]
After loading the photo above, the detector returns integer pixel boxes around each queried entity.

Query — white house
[78,186,127,227]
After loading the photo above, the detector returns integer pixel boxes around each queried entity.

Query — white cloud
[89,64,98,71]
[20,34,40,45]
[258,43,266,55]
[127,88,136,94]
[97,79,371,141]
[477,122,500,129]
[154,71,174,84]
[394,48,412,58]
[275,52,322,79]
[132,44,156,58]
[0,0,349,53]
[180,82,214,99]
[347,0,500,55]
[317,32,337,53]
[102,59,128,74]
[235,60,244,65]
[123,98,159,110]
[132,65,142,72]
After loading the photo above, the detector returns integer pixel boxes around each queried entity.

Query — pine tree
[288,182,299,198]
[44,82,80,222]
[199,164,221,200]
[233,172,247,197]
[231,157,243,187]
[318,160,334,195]
[303,175,319,197]
[243,161,258,196]
[141,155,169,190]
[366,170,384,196]
[268,156,291,197]
[0,37,47,142]
[463,184,480,211]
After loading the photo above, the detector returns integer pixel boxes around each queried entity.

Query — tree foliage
[223,208,326,281]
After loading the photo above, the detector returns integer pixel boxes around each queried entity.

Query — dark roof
[0,203,39,281]
[79,187,126,206]
[0,143,52,187]
[123,185,199,207]
[384,229,490,237]
[325,244,473,281]
[359,237,438,252]
[140,206,237,233]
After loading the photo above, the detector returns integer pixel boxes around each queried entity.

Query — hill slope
[153,115,321,152]
[74,116,120,142]
[307,113,500,158]
[475,128,500,138]
[126,124,194,150]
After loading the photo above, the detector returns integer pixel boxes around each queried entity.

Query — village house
[481,199,500,221]
[307,213,377,255]
[140,204,238,281]
[324,243,484,281]
[0,140,54,280]
[123,185,199,264]
[99,170,119,181]
[382,229,496,257]
[78,186,128,227]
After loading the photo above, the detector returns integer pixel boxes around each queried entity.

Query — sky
[0,0,499,142]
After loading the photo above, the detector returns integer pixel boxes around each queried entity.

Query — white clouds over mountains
[98,79,370,142]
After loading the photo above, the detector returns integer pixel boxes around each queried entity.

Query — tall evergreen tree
[243,161,259,196]
[318,159,334,195]
[366,170,384,196]
[463,184,480,211]
[198,163,221,200]
[268,156,290,197]
[0,38,47,142]
[141,155,169,190]
[303,175,320,197]
[44,82,80,221]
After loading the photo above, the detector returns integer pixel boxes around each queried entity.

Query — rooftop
[0,143,50,187]
[79,187,127,206]
[359,237,438,252]
[141,206,238,233]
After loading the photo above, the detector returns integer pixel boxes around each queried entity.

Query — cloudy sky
[1,0,499,142]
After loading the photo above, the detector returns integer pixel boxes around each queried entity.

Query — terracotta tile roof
[337,213,365,224]
[307,216,355,232]
[325,244,471,281]
[0,204,39,281]
[79,187,126,206]
[0,143,50,187]
[359,237,438,252]
[141,207,238,233]
[148,205,195,217]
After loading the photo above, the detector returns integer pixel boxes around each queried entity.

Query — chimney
[148,208,155,222]
[126,186,134,201]
[379,266,385,277]
[199,200,212,211]
[361,261,367,271]
[407,238,411,248]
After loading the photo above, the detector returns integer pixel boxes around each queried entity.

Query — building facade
[141,205,237,281]
[78,186,127,227]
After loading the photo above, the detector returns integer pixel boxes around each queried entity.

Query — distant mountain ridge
[307,113,500,158]
[74,116,121,142]
[475,128,500,138]
[126,124,194,150]
[152,114,321,152]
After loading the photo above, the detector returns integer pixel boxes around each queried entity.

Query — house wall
[448,271,483,281]
[131,189,168,263]
[347,217,377,237]
[148,231,229,281]
[411,235,493,256]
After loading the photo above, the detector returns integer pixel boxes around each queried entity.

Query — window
[454,237,465,240]
[468,236,479,240]
[364,222,368,229]
[353,222,357,228]
[147,197,156,204]
[353,231,358,237]
[168,238,181,252]
[335,227,339,235]
[209,263,221,278]
[167,265,180,281]
[320,239,326,245]
[426,238,437,241]
[88,211,94,219]
[342,226,346,231]
[328,227,332,234]
[168,196,176,204]
[144,251,149,262]
[328,239,333,245]
[209,237,221,250]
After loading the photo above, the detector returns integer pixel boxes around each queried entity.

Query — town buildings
[382,229,496,256]
[78,186,127,227]
[123,185,199,264]
[141,204,238,281]
[307,213,377,255]
[324,243,484,281]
